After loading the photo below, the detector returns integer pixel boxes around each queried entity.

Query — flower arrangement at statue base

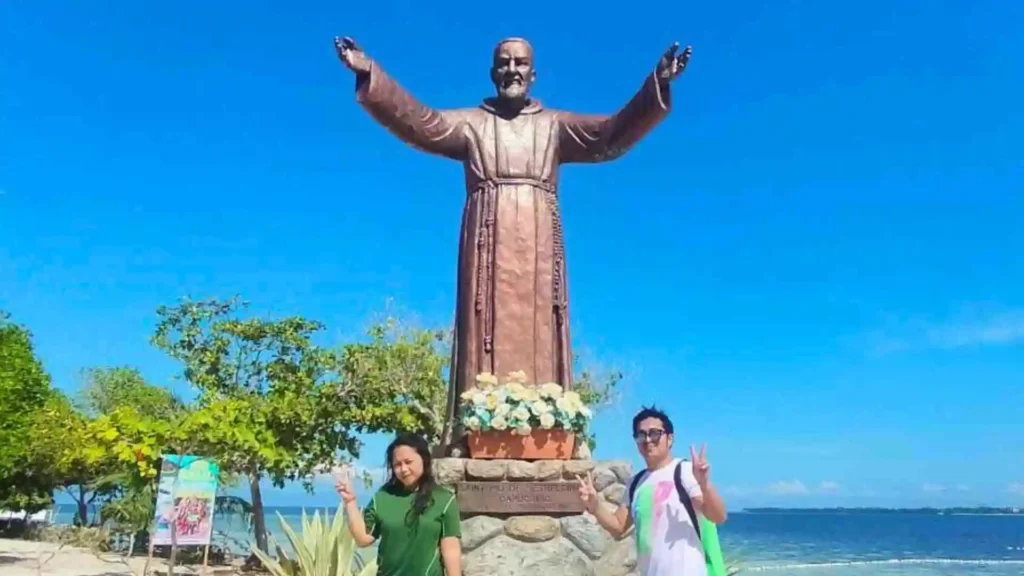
[458,371,592,460]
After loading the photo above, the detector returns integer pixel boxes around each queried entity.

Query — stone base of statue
[433,458,638,576]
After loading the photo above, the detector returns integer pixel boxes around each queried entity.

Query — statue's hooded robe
[354,62,671,437]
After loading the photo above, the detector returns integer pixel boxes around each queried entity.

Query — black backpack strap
[627,470,646,507]
[674,461,702,540]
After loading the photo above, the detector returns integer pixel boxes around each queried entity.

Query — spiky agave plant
[251,506,377,576]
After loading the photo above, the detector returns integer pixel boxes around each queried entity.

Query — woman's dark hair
[384,433,436,523]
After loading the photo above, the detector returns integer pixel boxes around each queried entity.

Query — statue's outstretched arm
[557,43,691,164]
[336,37,466,161]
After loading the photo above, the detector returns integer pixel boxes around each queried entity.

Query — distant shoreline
[740,507,1022,515]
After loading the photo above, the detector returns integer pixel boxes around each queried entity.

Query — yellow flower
[491,416,509,431]
[486,392,500,410]
[505,382,527,401]
[563,391,582,406]
[539,383,563,399]
[506,370,528,385]
[476,372,499,388]
[539,413,556,429]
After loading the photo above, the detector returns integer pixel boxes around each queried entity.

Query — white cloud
[867,307,1024,355]
[921,483,970,494]
[1008,482,1024,495]
[767,480,810,495]
[764,480,842,496]
[723,485,753,497]
[928,311,1024,349]
[309,461,388,484]
[817,481,842,494]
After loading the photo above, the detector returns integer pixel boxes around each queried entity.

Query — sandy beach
[0,538,231,576]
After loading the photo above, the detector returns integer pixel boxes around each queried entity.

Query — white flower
[530,400,551,416]
[539,413,556,429]
[555,397,578,416]
[491,416,509,431]
[464,416,481,431]
[471,391,488,406]
[514,423,532,436]
[579,405,593,418]
[511,406,531,423]
[494,403,512,417]
[460,388,478,401]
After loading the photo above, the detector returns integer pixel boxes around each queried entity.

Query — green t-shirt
[363,484,461,576]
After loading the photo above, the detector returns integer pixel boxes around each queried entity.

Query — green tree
[84,404,187,562]
[149,298,364,553]
[84,406,249,558]
[336,317,450,444]
[0,312,58,513]
[76,366,183,420]
[571,358,624,451]
[40,367,185,526]
[27,393,102,525]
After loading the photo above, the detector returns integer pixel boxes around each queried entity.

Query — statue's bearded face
[491,40,535,101]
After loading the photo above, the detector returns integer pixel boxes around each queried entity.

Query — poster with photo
[152,454,220,546]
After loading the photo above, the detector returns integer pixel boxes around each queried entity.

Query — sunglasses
[633,429,666,443]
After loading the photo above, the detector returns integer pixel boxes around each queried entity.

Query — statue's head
[490,37,535,102]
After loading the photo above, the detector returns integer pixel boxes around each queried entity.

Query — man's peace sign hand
[690,444,711,486]
[576,471,599,513]
[657,42,693,83]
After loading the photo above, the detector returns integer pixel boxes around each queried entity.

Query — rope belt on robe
[470,177,566,354]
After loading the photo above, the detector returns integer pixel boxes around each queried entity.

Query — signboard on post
[152,455,220,546]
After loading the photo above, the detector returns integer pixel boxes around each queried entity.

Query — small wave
[744,558,1024,571]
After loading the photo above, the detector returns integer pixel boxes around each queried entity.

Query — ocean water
[719,512,1024,575]
[50,506,1024,575]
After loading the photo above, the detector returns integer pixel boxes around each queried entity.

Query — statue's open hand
[657,42,692,83]
[335,36,371,74]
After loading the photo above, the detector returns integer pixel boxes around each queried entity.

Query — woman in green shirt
[337,433,462,576]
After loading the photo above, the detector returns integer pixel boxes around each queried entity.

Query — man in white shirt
[578,406,727,576]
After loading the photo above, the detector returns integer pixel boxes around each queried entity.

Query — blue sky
[2,0,1022,509]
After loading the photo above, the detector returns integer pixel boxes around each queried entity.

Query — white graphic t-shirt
[628,459,705,576]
